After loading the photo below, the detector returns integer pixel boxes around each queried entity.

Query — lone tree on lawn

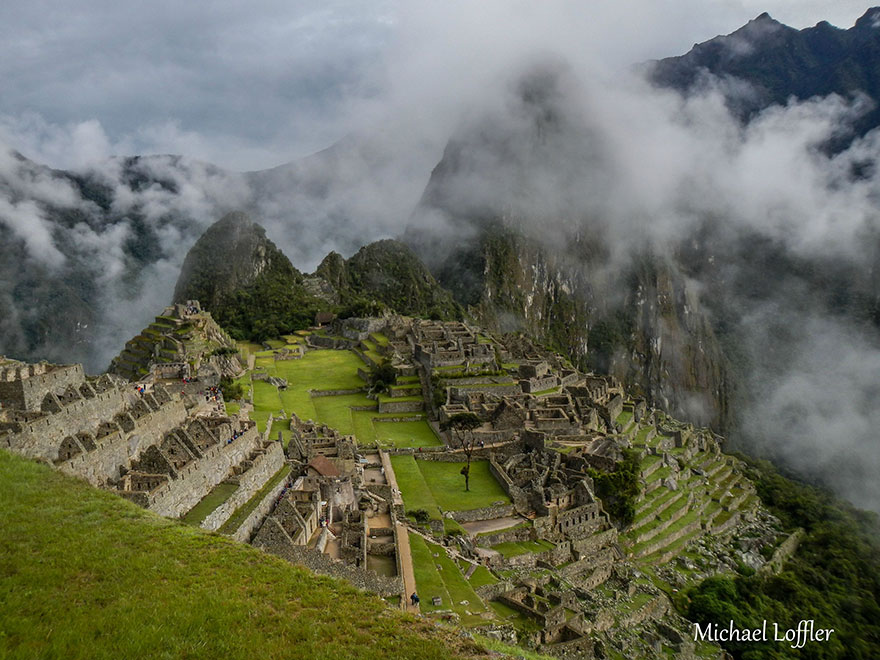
[441,412,482,491]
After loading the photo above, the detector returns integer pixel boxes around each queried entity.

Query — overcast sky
[0,1,875,170]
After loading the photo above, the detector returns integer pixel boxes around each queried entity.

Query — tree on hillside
[367,362,397,394]
[441,412,482,492]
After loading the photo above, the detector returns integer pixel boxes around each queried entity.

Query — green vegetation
[441,412,483,492]
[269,418,292,448]
[391,456,442,520]
[250,349,365,424]
[491,540,555,559]
[366,362,397,393]
[417,460,510,512]
[174,213,329,343]
[391,457,510,519]
[588,448,640,526]
[317,240,463,321]
[472,636,557,660]
[684,455,880,660]
[219,375,245,402]
[217,466,291,535]
[0,450,483,660]
[587,310,634,373]
[180,482,239,526]
[373,420,442,449]
[409,533,486,623]
[468,565,498,588]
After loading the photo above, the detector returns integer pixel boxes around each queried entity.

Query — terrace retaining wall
[449,504,517,523]
[229,464,292,543]
[201,442,286,531]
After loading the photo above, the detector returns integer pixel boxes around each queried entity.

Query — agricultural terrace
[408,532,489,626]
[238,340,441,449]
[390,456,510,520]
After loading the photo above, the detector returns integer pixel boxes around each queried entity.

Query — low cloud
[0,1,878,510]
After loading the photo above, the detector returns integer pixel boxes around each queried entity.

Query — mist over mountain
[0,139,425,371]
[2,8,880,512]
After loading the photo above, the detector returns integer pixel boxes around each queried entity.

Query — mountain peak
[854,6,880,30]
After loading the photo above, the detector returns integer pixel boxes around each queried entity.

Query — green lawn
[377,392,422,403]
[370,333,390,346]
[373,421,442,449]
[635,426,654,444]
[312,393,374,435]
[236,340,265,355]
[390,455,441,519]
[248,349,372,433]
[180,482,239,526]
[352,409,382,444]
[391,457,510,516]
[491,540,555,559]
[468,565,498,588]
[272,350,364,392]
[251,380,283,432]
[423,538,486,617]
[269,419,292,448]
[409,532,450,610]
[244,347,437,451]
[0,450,486,660]
[417,460,510,512]
[409,533,486,622]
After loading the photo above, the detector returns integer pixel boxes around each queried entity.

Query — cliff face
[404,66,730,430]
[415,222,728,429]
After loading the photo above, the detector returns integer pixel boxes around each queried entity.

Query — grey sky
[0,1,873,170]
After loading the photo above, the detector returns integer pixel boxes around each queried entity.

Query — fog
[1,2,879,509]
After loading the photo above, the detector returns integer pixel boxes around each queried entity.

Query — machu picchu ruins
[1,309,791,659]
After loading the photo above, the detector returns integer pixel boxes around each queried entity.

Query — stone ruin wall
[5,387,127,462]
[126,425,265,519]
[201,441,287,532]
[57,398,188,486]
[254,517,402,597]
[0,364,85,412]
[228,464,292,543]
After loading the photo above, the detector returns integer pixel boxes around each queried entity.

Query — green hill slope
[0,450,483,660]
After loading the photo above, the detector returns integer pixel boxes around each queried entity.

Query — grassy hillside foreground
[0,450,485,660]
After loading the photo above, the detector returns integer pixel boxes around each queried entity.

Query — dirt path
[396,523,420,614]
[382,450,418,612]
